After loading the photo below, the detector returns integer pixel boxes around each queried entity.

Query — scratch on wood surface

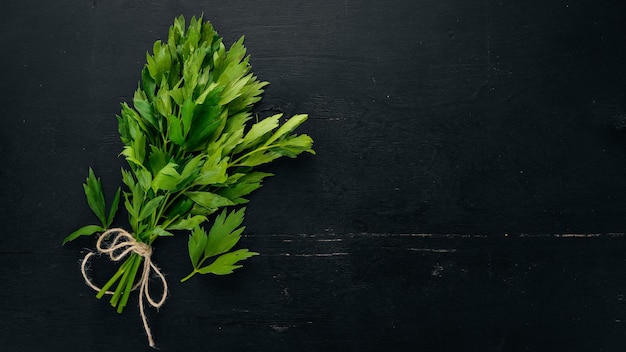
[351,233,626,238]
[280,252,350,257]
[260,232,626,239]
[405,248,458,253]
[554,233,603,238]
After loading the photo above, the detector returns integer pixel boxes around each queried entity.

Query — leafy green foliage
[182,208,258,281]
[63,169,120,244]
[66,15,314,312]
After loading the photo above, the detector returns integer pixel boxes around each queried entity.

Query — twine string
[80,228,167,348]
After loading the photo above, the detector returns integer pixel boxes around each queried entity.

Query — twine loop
[81,228,167,348]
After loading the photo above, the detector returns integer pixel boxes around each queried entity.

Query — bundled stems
[97,253,142,313]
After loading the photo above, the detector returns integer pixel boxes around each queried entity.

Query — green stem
[180,269,199,283]
[109,256,135,308]
[180,255,211,283]
[117,253,142,313]
[229,145,273,167]
[96,257,133,299]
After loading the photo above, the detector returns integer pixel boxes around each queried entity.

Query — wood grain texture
[2,0,626,351]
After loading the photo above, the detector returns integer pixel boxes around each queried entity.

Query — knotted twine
[81,228,168,348]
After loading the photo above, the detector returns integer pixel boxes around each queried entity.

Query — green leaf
[141,66,156,100]
[195,152,228,185]
[151,162,181,192]
[138,196,164,221]
[147,145,168,176]
[106,187,121,227]
[169,86,185,106]
[235,114,281,153]
[155,83,172,117]
[218,172,272,204]
[179,154,204,183]
[167,215,208,231]
[166,114,184,146]
[236,150,282,167]
[197,249,259,275]
[181,99,195,137]
[190,202,220,216]
[208,128,244,158]
[164,197,194,218]
[135,168,153,191]
[186,191,233,209]
[188,226,208,268]
[121,168,136,189]
[133,90,157,129]
[263,114,308,146]
[62,224,104,245]
[204,208,246,258]
[275,134,315,157]
[83,168,107,227]
[152,226,174,237]
[184,105,224,151]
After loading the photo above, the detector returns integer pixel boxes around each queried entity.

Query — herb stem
[117,253,142,313]
[229,145,273,167]
[96,257,133,299]
[109,256,135,308]
[180,270,198,283]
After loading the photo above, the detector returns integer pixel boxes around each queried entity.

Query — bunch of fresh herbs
[63,15,314,323]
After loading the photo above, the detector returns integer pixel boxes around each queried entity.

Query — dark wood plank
[2,0,626,351]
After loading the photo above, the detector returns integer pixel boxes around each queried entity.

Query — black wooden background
[2,1,626,351]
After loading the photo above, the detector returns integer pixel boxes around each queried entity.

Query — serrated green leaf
[121,146,142,168]
[124,195,137,219]
[197,249,259,275]
[141,67,156,101]
[205,208,246,258]
[135,168,152,191]
[181,99,195,137]
[124,132,146,167]
[146,50,162,83]
[152,226,174,237]
[62,224,104,245]
[274,134,315,157]
[164,197,194,219]
[195,152,228,185]
[218,172,272,204]
[138,196,164,221]
[263,114,308,146]
[235,114,281,153]
[188,225,208,269]
[190,203,219,216]
[219,74,251,106]
[237,150,282,167]
[106,187,121,227]
[155,83,172,117]
[151,162,181,192]
[208,128,243,159]
[121,168,136,189]
[83,168,107,227]
[169,86,184,106]
[166,114,184,146]
[148,145,168,176]
[180,154,204,182]
[121,103,150,137]
[167,215,207,230]
[184,105,224,151]
[133,90,157,128]
[186,191,233,209]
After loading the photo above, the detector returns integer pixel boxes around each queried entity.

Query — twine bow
[81,228,168,348]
